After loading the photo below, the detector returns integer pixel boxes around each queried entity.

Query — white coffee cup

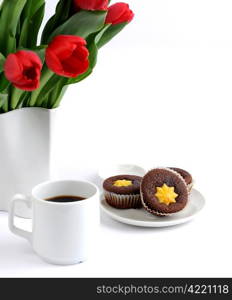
[8,180,100,265]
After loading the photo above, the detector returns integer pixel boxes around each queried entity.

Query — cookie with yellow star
[103,175,142,209]
[141,168,189,216]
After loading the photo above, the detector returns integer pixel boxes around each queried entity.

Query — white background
[1,0,232,277]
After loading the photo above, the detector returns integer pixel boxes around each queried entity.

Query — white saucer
[100,188,205,228]
[98,164,146,181]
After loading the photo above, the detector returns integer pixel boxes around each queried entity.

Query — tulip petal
[47,35,86,60]
[45,35,89,78]
[74,0,108,11]
[105,2,134,25]
[74,46,89,61]
[4,53,23,82]
[4,50,42,91]
[52,35,86,45]
[62,56,89,77]
[13,81,40,91]
[46,49,64,74]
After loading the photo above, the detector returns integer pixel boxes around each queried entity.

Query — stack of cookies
[103,167,193,217]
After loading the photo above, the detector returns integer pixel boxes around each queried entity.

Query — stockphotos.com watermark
[96,284,188,296]
[96,284,230,296]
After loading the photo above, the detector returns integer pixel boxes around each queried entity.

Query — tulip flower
[45,35,89,78]
[105,2,134,25]
[74,0,108,11]
[4,50,42,91]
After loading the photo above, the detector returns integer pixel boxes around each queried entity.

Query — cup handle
[9,194,32,243]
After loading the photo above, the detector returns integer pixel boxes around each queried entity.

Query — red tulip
[4,50,42,91]
[45,35,89,78]
[105,2,134,25]
[74,0,108,11]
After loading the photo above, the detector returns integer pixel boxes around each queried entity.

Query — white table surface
[0,161,232,277]
[0,163,230,278]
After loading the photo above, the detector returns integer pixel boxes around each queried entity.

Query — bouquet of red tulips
[0,0,134,113]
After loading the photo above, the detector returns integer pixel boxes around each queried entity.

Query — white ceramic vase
[0,107,56,218]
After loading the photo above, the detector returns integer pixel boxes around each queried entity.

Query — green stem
[51,85,68,108]
[29,67,54,107]
[10,87,25,110]
[2,98,8,112]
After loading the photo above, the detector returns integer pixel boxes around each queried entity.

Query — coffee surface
[45,195,86,203]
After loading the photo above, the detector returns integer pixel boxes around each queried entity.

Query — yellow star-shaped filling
[155,184,178,205]
[113,180,133,187]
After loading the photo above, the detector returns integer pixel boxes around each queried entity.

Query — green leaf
[15,91,30,109]
[68,69,93,85]
[97,22,128,48]
[41,15,56,44]
[19,0,45,48]
[94,24,111,44]
[0,53,5,73]
[0,92,8,108]
[18,17,30,47]
[29,67,67,107]
[27,3,45,48]
[0,89,9,112]
[0,74,10,93]
[33,46,46,63]
[48,81,68,108]
[41,0,72,44]
[48,10,107,43]
[35,75,68,107]
[21,0,44,20]
[29,67,54,106]
[10,87,25,110]
[0,0,27,55]
[20,92,31,108]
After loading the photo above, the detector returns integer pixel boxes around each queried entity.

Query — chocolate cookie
[141,168,189,216]
[103,175,142,209]
[169,167,193,192]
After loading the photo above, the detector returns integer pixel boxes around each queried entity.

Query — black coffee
[45,195,86,203]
